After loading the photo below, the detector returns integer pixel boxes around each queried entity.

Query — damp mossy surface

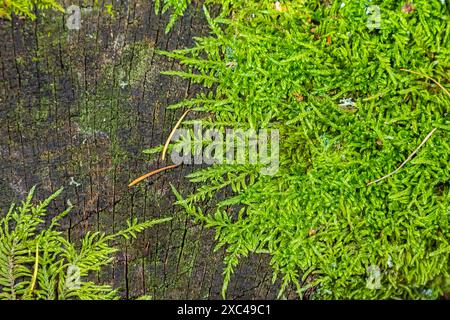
[157,0,450,299]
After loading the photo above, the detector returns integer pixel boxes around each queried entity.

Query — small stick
[367,128,437,186]
[162,109,191,161]
[368,69,448,186]
[128,164,180,187]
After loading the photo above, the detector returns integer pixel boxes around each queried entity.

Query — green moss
[159,0,450,299]
[0,0,63,20]
[77,41,155,166]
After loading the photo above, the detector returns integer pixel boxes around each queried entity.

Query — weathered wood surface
[0,1,288,299]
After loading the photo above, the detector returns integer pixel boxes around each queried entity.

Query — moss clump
[158,0,450,299]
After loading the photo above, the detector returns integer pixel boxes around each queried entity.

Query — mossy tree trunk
[0,0,288,299]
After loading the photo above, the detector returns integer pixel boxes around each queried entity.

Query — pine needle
[162,109,191,161]
[24,241,39,299]
[367,128,437,186]
[128,164,181,187]
[400,68,450,98]
[25,242,39,299]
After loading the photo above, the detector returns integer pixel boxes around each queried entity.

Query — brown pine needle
[128,164,180,187]
[162,109,191,161]
[367,128,437,186]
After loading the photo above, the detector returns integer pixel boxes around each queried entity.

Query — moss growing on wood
[158,0,450,299]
